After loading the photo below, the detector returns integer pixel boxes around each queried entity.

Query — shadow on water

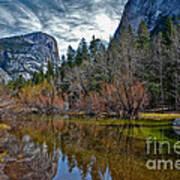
[160,127,180,141]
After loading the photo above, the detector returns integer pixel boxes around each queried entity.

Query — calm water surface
[4,115,180,180]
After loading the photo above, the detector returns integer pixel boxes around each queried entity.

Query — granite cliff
[0,32,60,81]
[115,0,180,35]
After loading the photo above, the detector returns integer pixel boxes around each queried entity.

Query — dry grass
[0,123,11,131]
[140,113,180,120]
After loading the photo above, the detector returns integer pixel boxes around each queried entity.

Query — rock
[0,68,12,84]
[0,32,60,81]
[115,0,180,36]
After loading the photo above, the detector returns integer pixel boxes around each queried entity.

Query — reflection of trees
[23,116,146,180]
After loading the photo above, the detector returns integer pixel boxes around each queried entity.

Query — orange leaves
[16,76,149,118]
[74,81,149,118]
[0,85,16,112]
[18,80,66,113]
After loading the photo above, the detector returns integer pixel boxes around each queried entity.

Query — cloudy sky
[0,0,127,54]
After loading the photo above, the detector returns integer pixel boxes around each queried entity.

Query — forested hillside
[1,17,179,119]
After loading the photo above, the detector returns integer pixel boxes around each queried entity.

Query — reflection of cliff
[0,131,58,180]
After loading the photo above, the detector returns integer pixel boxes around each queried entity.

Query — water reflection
[6,115,180,180]
[16,116,147,179]
[53,151,94,180]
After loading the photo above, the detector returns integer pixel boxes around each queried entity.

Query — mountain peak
[0,32,60,80]
[115,0,180,36]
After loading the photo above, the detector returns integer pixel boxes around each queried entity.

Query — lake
[0,115,180,180]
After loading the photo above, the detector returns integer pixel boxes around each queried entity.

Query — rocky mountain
[0,32,60,81]
[115,0,180,35]
[0,68,12,84]
[0,0,127,53]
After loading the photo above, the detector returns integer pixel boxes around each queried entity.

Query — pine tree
[138,20,150,48]
[61,55,66,65]
[46,60,54,78]
[60,55,66,82]
[89,35,101,61]
[32,71,40,85]
[81,38,89,59]
[116,24,137,72]
[169,23,180,110]
[162,17,176,46]
[67,45,75,68]
[75,38,89,66]
[137,21,151,82]
[75,49,83,66]
[161,17,178,108]
[39,65,45,82]
[14,74,25,89]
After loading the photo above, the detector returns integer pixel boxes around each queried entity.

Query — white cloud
[0,7,16,25]
[0,0,128,55]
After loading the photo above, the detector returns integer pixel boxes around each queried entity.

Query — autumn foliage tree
[75,81,148,119]
[18,79,66,114]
